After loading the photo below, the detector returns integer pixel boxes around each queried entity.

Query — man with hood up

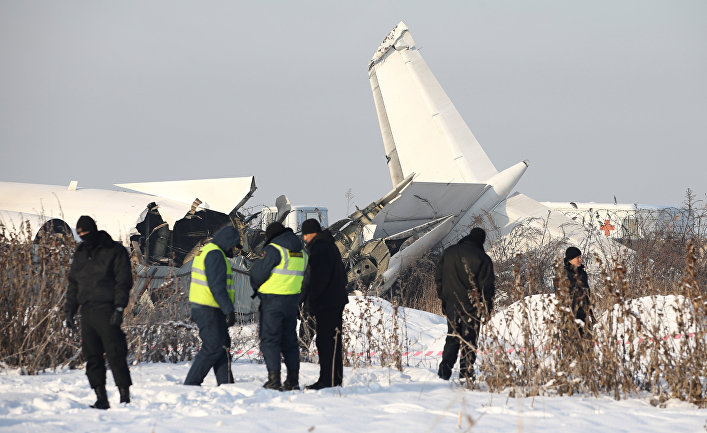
[65,216,133,409]
[435,227,495,384]
[299,218,348,390]
[184,225,241,386]
[250,222,307,391]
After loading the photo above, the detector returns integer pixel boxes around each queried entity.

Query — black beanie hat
[565,246,582,261]
[301,218,322,235]
[468,227,486,246]
[76,215,97,233]
[265,222,286,243]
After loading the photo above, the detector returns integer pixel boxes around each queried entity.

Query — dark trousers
[258,293,300,373]
[440,310,480,378]
[81,303,132,389]
[184,306,234,386]
[314,307,344,386]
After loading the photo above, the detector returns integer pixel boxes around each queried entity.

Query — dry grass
[0,221,80,373]
[2,194,705,406]
[389,193,707,405]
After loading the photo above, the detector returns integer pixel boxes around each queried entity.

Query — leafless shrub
[125,268,201,363]
[0,220,80,373]
[1,220,214,370]
[392,251,442,315]
[392,191,706,405]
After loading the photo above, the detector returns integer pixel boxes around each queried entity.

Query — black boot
[119,387,130,404]
[304,381,328,391]
[282,370,299,391]
[90,386,110,410]
[438,362,452,381]
[263,371,281,390]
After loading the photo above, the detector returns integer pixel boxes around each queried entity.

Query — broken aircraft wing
[0,181,202,241]
[0,176,258,253]
[116,177,255,216]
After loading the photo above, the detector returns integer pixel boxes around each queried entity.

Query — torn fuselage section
[129,200,233,267]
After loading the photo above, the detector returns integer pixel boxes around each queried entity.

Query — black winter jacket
[435,234,495,318]
[249,228,304,291]
[301,230,348,315]
[562,262,594,325]
[66,231,132,315]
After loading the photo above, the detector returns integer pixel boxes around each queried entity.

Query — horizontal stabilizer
[372,181,488,237]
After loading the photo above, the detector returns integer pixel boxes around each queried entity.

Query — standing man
[250,222,307,391]
[300,219,348,390]
[184,226,241,386]
[64,216,133,409]
[556,246,595,337]
[435,227,495,384]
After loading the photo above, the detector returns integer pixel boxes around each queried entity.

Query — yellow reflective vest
[258,243,308,295]
[189,242,234,307]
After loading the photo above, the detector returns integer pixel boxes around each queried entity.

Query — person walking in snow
[554,246,595,338]
[250,222,307,391]
[300,219,348,390]
[435,227,495,384]
[64,216,133,409]
[184,226,241,386]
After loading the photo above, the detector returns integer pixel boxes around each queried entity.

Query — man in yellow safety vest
[184,225,241,386]
[249,222,307,391]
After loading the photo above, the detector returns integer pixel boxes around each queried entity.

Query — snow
[1,295,705,432]
[1,362,705,432]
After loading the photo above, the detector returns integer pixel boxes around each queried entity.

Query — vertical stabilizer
[368,22,498,184]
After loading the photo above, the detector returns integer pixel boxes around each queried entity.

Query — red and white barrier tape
[150,331,701,358]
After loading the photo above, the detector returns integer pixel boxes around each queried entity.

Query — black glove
[225,312,236,327]
[110,308,124,327]
[64,312,74,330]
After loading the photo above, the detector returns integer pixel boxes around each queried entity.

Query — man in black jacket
[300,219,348,390]
[184,226,241,386]
[64,216,133,409]
[435,227,495,383]
[250,222,307,391]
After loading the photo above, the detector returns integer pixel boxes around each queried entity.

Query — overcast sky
[1,1,705,221]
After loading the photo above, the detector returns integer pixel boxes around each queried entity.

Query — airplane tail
[368,22,498,186]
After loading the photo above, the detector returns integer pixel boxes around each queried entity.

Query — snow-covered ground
[1,361,705,432]
[1,296,705,432]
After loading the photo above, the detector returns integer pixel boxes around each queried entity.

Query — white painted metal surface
[367,21,627,281]
[369,21,498,185]
[116,177,254,215]
[0,178,255,243]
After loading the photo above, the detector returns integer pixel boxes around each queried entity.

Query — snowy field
[1,361,706,433]
[1,296,705,432]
